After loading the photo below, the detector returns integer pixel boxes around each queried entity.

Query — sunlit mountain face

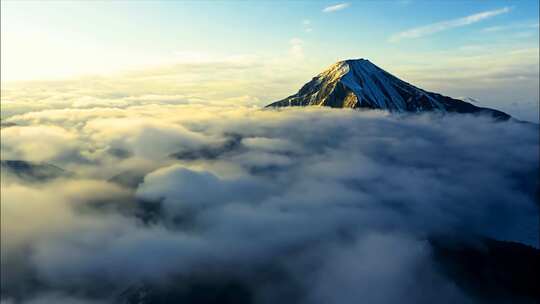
[267,59,511,120]
[1,1,539,304]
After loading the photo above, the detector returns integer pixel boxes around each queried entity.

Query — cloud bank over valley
[1,98,538,303]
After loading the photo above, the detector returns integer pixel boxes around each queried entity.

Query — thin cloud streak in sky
[389,7,511,42]
[482,22,539,32]
[322,2,350,13]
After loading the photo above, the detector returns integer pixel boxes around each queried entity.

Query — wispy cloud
[289,38,305,59]
[483,22,539,32]
[303,19,313,33]
[457,44,486,52]
[389,7,511,42]
[322,2,350,13]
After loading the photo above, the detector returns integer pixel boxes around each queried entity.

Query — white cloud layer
[1,100,538,303]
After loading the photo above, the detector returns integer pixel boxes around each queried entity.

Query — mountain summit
[267,59,510,119]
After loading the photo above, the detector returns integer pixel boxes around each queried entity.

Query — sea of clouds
[1,97,538,303]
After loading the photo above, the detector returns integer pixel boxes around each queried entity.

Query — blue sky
[2,0,538,78]
[1,0,539,119]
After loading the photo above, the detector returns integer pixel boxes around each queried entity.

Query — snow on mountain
[267,59,510,120]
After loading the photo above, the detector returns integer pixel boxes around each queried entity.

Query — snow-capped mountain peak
[267,59,510,120]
